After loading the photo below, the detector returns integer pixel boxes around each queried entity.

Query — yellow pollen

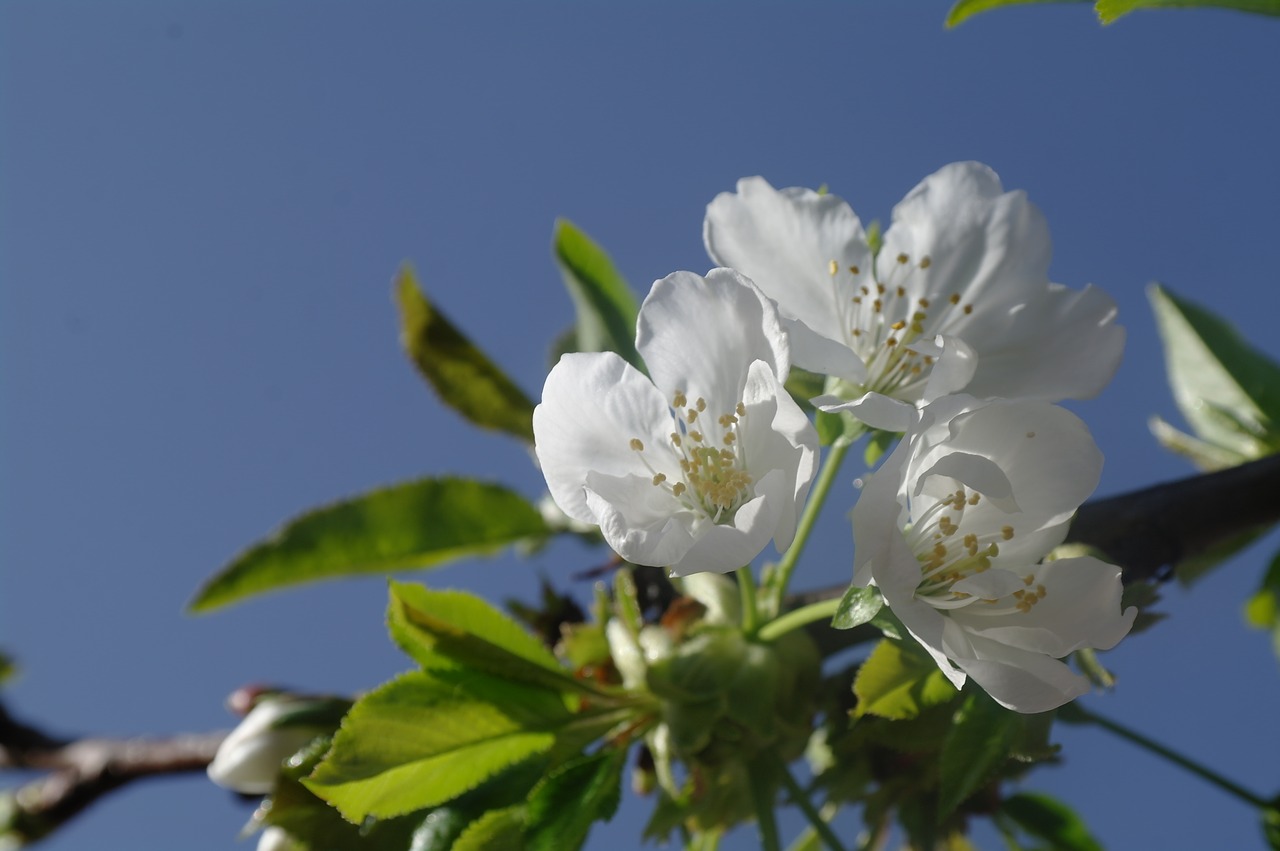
[671,433,682,447]
[923,355,935,365]
[723,433,736,445]
[673,391,687,408]
[630,438,644,451]
[1023,574,1035,586]
[920,256,932,269]
[896,286,906,298]
[849,265,860,275]
[852,296,863,305]
[736,403,746,417]
[852,329,862,337]
[696,397,706,412]
[886,337,898,347]
[672,482,687,496]
[963,304,974,315]
[1026,431,1036,439]
[828,259,839,276]
[918,298,930,308]
[897,253,909,264]
[891,320,906,331]
[1001,525,1014,540]
[652,473,666,485]
[873,299,883,312]
[877,283,887,295]
[968,493,980,506]
[686,408,698,423]
[1036,584,1047,597]
[949,293,961,305]
[689,430,703,442]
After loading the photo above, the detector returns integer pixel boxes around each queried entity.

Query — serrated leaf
[452,807,526,851]
[553,219,641,369]
[832,585,884,630]
[1149,283,1280,461]
[1149,414,1250,471]
[854,639,958,720]
[938,691,1020,819]
[524,750,625,851]
[389,583,612,701]
[1097,0,1280,23]
[396,265,536,441]
[191,478,550,611]
[305,670,569,822]
[1000,792,1103,851]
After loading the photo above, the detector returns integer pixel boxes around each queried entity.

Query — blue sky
[2,2,1279,849]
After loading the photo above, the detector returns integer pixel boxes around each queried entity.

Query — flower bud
[207,696,348,795]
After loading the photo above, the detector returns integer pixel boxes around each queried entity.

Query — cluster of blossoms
[534,161,1135,714]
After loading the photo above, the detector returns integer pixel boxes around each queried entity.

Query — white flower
[704,163,1124,430]
[257,827,301,851]
[207,698,328,795]
[851,396,1136,713]
[534,269,818,576]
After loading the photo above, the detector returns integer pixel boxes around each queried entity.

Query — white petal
[956,556,1136,657]
[637,269,789,411]
[923,334,977,400]
[815,392,915,433]
[704,178,873,367]
[950,568,1029,601]
[584,475,698,568]
[953,634,1091,713]
[669,472,783,575]
[534,352,678,524]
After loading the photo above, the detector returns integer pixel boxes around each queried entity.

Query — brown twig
[0,701,227,843]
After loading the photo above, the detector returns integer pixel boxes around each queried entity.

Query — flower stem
[757,598,842,643]
[748,756,782,851]
[737,565,760,635]
[770,439,853,607]
[1064,703,1269,809]
[776,755,847,851]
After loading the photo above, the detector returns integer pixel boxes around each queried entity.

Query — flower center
[826,252,974,400]
[630,390,753,524]
[901,485,1043,612]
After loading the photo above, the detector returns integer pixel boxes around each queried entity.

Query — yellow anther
[896,286,906,298]
[828,259,839,276]
[877,283,887,295]
[963,304,974,314]
[696,398,706,412]
[852,329,862,337]
[886,337,898,347]
[652,473,667,485]
[849,265,860,275]
[1023,574,1035,586]
[920,256,932,269]
[1026,431,1036,439]
[687,408,698,423]
[949,293,961,305]
[1001,525,1014,540]
[897,253,909,264]
[723,433,736,445]
[918,298,931,308]
[630,438,645,451]
[968,493,980,506]
[873,299,883,312]
[891,320,906,331]
[671,433,682,447]
[736,402,746,417]
[673,391,687,408]
[672,482,687,496]
[689,430,703,442]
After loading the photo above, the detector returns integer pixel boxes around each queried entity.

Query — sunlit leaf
[305,670,570,821]
[1148,283,1280,462]
[938,691,1020,819]
[553,219,641,369]
[853,639,957,720]
[396,265,536,442]
[524,750,625,851]
[831,585,883,630]
[1097,0,1280,23]
[1000,791,1103,851]
[947,0,1088,27]
[451,807,527,851]
[191,478,550,612]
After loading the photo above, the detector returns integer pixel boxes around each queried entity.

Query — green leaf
[524,750,626,851]
[938,691,1020,819]
[946,0,1088,27]
[1148,283,1280,463]
[191,478,550,612]
[452,807,527,851]
[396,265,536,441]
[305,670,570,822]
[1245,550,1280,663]
[1097,0,1280,23]
[785,367,826,414]
[388,582,606,698]
[0,652,16,687]
[1000,792,1103,851]
[552,219,642,369]
[831,585,883,630]
[853,639,958,720]
[863,429,897,467]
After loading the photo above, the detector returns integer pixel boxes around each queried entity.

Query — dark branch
[0,701,226,843]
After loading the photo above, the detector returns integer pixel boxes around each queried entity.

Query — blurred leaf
[1149,414,1249,471]
[947,0,1086,27]
[854,639,957,720]
[785,367,826,414]
[191,478,550,612]
[389,582,608,699]
[524,750,625,851]
[1263,798,1280,851]
[938,691,1019,819]
[863,429,897,467]
[1097,0,1280,23]
[832,585,884,630]
[1176,526,1267,586]
[1120,579,1167,635]
[553,219,642,369]
[305,670,570,821]
[452,807,527,851]
[1000,791,1103,851]
[1245,550,1280,662]
[0,652,15,687]
[1148,283,1280,462]
[396,265,536,441]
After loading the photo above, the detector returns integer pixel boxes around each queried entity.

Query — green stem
[771,439,853,607]
[749,756,782,851]
[757,598,842,643]
[776,755,847,851]
[1066,703,1268,809]
[737,566,760,635]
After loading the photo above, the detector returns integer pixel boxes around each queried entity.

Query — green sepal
[304,669,572,822]
[997,791,1103,851]
[937,690,1020,820]
[552,219,642,370]
[854,639,958,720]
[396,265,536,442]
[523,749,626,851]
[190,478,550,612]
[832,585,884,630]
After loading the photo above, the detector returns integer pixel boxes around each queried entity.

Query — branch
[1065,453,1280,583]
[0,701,227,842]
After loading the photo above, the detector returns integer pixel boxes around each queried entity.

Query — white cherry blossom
[704,162,1124,430]
[534,269,818,576]
[850,395,1136,713]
